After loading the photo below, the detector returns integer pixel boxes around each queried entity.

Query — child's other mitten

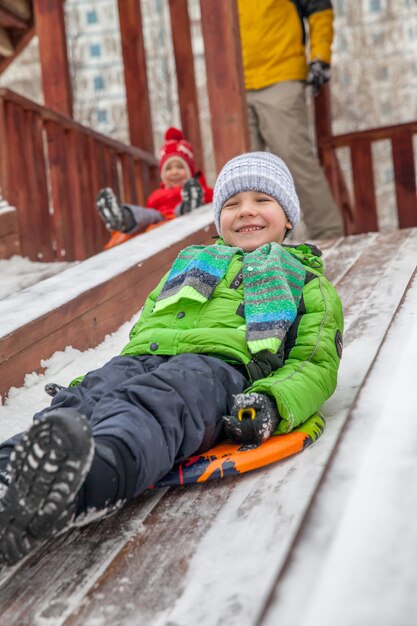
[222,392,280,446]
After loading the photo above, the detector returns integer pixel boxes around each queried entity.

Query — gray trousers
[246,81,343,239]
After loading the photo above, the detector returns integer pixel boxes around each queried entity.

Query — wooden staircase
[0,226,416,624]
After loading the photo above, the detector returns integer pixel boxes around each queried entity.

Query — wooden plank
[0,96,9,198]
[0,25,13,56]
[86,136,109,251]
[0,5,28,29]
[133,158,147,205]
[0,27,34,74]
[350,139,378,233]
[0,205,17,235]
[199,0,250,172]
[0,0,32,21]
[0,231,415,625]
[24,110,54,261]
[0,220,217,399]
[261,269,417,626]
[4,101,41,259]
[76,133,101,258]
[168,0,204,171]
[0,207,20,258]
[117,0,153,153]
[65,129,89,260]
[0,231,19,257]
[120,152,137,205]
[391,131,417,229]
[33,0,72,116]
[0,491,168,626]
[45,120,75,260]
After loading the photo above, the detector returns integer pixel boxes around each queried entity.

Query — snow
[0,256,73,301]
[0,225,416,626]
[0,205,214,336]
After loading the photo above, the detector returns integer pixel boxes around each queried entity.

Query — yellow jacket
[238,0,334,90]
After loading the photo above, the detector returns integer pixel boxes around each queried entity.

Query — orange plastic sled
[104,221,164,250]
[154,412,325,487]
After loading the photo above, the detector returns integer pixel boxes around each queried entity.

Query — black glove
[176,178,204,216]
[306,60,331,96]
[44,382,65,397]
[96,187,135,232]
[222,392,280,446]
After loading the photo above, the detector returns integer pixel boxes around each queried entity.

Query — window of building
[86,10,98,25]
[369,0,381,11]
[94,75,105,91]
[97,109,108,123]
[89,43,101,58]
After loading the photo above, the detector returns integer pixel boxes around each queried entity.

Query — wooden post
[168,0,204,171]
[199,0,249,173]
[33,0,72,116]
[314,84,353,232]
[117,0,154,154]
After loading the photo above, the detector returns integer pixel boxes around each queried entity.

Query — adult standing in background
[237,0,344,240]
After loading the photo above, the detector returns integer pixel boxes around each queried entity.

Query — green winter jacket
[120,242,344,434]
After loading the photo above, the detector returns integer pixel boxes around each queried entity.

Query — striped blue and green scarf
[154,242,306,354]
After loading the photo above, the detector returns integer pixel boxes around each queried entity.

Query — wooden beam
[314,83,354,232]
[0,5,28,29]
[350,139,378,233]
[0,0,32,21]
[168,0,204,171]
[0,26,33,73]
[117,0,154,153]
[199,0,249,173]
[391,132,417,229]
[0,24,13,56]
[33,0,72,116]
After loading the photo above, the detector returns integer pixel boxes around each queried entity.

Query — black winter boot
[96,187,135,232]
[0,409,94,567]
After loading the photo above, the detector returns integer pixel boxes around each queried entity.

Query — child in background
[97,127,213,249]
[0,152,343,567]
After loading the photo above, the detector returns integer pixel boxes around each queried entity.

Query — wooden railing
[0,88,159,261]
[315,87,417,235]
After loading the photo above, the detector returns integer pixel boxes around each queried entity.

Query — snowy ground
[0,255,74,301]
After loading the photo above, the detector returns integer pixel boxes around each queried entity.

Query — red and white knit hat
[159,127,196,181]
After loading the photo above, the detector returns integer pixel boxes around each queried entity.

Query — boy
[0,152,343,567]
[97,127,213,249]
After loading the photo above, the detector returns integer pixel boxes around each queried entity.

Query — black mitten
[45,382,65,397]
[178,178,204,215]
[306,60,331,96]
[222,392,280,446]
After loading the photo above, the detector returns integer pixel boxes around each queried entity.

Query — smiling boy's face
[220,191,292,251]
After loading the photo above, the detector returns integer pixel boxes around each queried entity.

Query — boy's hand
[222,392,280,446]
[45,382,65,397]
[306,60,331,96]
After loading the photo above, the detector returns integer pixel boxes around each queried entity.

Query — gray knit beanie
[213,152,300,235]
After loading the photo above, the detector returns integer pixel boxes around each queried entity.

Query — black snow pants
[0,354,247,514]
